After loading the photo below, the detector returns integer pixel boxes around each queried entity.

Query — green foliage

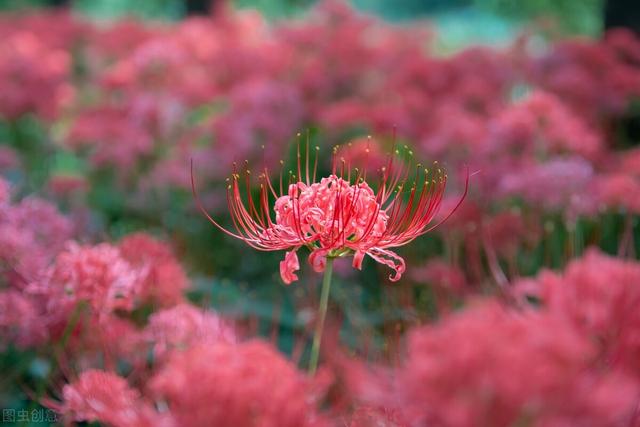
[476,0,604,35]
[74,0,184,20]
[0,0,44,10]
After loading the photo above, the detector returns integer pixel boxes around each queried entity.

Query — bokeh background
[1,0,640,426]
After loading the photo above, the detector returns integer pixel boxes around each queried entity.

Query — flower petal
[280,250,300,285]
[308,248,330,273]
[367,248,406,282]
[352,250,365,270]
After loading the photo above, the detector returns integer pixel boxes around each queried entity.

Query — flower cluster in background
[1,0,640,425]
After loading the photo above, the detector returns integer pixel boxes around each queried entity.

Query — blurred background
[1,0,640,425]
[0,0,611,41]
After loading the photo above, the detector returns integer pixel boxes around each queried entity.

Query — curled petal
[280,250,300,285]
[308,249,330,273]
[352,250,365,270]
[367,248,406,282]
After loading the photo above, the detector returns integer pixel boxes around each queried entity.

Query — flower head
[145,303,236,359]
[149,341,329,427]
[193,136,466,284]
[393,301,638,426]
[60,370,170,427]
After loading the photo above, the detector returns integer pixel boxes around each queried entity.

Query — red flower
[393,301,638,426]
[118,233,188,307]
[145,303,236,359]
[193,140,467,284]
[149,341,329,427]
[60,370,170,427]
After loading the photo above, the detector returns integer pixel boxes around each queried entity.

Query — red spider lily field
[1,0,640,426]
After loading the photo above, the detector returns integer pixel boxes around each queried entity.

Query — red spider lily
[192,136,467,284]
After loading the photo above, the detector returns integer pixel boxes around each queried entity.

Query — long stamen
[305,130,310,185]
[312,146,319,183]
[190,159,244,240]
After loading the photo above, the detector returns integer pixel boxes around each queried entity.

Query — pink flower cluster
[0,178,190,352]
[57,340,330,427]
[0,12,76,121]
[2,3,640,426]
[3,177,637,427]
[333,250,640,426]
[393,300,638,426]
[1,3,639,239]
[0,179,332,427]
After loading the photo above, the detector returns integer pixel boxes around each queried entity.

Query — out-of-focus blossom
[497,157,596,216]
[47,174,88,198]
[81,316,145,365]
[516,249,640,378]
[487,92,603,160]
[66,102,155,169]
[0,11,89,51]
[596,172,640,214]
[0,32,71,121]
[349,405,408,427]
[43,243,143,321]
[149,341,329,427]
[0,196,73,283]
[605,28,640,65]
[60,370,170,427]
[0,290,47,348]
[211,79,304,174]
[118,233,188,307]
[531,34,640,121]
[339,137,390,176]
[393,301,638,426]
[86,18,159,65]
[410,258,467,292]
[618,147,640,176]
[0,177,9,204]
[145,303,236,359]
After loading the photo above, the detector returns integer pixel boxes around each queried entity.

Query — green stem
[308,257,334,375]
[59,301,85,350]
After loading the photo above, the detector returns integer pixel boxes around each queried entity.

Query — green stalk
[308,257,334,375]
[59,301,85,350]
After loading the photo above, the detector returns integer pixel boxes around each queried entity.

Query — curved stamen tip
[190,158,243,240]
